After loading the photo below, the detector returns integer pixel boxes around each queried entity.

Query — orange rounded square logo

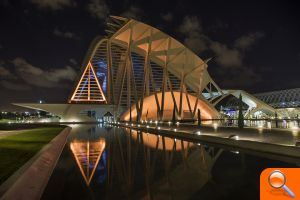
[260,168,300,199]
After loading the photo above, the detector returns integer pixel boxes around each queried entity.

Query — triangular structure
[70,62,106,103]
[70,139,106,186]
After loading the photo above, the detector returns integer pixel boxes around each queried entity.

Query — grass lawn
[0,126,66,185]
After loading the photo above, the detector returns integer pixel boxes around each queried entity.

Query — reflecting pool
[42,125,299,200]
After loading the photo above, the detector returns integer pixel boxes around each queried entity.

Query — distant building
[254,88,300,118]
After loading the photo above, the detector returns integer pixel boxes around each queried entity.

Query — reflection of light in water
[70,139,106,186]
[128,129,192,151]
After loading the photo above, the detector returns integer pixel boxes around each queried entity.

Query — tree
[238,94,244,128]
[197,108,201,127]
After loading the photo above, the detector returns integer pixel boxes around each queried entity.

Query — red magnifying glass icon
[268,170,295,198]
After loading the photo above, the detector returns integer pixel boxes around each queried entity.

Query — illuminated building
[14,16,299,121]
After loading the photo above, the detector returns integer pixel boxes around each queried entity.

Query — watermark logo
[261,168,299,199]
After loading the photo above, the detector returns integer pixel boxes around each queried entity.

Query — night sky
[1,0,300,111]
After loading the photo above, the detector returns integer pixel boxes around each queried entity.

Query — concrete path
[169,124,300,146]
[0,127,71,200]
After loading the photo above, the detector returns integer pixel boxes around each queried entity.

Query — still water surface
[42,124,299,200]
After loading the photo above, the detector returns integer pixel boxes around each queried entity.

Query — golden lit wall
[121,91,219,123]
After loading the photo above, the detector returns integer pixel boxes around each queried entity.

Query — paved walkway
[0,127,71,200]
[173,124,299,146]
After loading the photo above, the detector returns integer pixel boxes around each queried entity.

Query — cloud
[178,15,264,88]
[210,41,243,67]
[179,16,208,53]
[1,80,31,91]
[121,6,143,20]
[69,58,77,65]
[0,66,11,76]
[53,28,80,40]
[0,62,16,79]
[161,12,173,22]
[234,32,264,50]
[219,66,262,87]
[0,0,12,7]
[12,57,77,88]
[30,0,74,10]
[179,16,265,68]
[87,0,109,20]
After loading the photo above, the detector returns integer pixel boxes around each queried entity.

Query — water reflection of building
[125,128,223,199]
[70,139,106,186]
[82,127,223,199]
